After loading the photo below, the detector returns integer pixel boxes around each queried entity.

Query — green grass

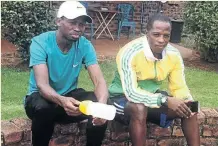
[1,67,30,120]
[1,61,218,120]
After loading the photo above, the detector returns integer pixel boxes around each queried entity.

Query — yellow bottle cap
[79,100,92,115]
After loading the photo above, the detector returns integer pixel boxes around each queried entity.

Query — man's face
[147,21,171,53]
[57,16,86,41]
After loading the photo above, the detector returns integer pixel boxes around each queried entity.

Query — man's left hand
[92,117,107,126]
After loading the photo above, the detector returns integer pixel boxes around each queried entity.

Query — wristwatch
[161,96,168,106]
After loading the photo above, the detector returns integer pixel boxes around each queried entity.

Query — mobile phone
[186,101,200,113]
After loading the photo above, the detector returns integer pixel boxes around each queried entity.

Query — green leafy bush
[184,1,218,62]
[1,1,56,61]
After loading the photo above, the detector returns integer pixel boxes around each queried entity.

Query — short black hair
[146,13,172,31]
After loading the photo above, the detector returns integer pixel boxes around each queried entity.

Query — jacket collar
[142,36,167,61]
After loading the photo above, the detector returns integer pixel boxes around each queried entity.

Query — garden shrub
[1,1,56,61]
[184,1,218,62]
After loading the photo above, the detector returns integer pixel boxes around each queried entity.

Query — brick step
[1,108,218,146]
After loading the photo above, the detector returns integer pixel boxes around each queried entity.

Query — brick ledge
[1,108,218,146]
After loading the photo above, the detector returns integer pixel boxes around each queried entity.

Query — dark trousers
[24,88,107,146]
[110,90,173,128]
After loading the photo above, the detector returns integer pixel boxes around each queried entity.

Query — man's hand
[167,97,192,118]
[92,117,107,126]
[60,97,82,116]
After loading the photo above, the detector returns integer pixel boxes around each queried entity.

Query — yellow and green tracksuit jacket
[108,36,192,108]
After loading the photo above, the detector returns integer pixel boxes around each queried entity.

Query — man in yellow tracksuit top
[109,13,200,146]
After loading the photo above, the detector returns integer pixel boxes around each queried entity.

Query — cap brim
[83,15,93,23]
[62,14,93,23]
[75,15,92,23]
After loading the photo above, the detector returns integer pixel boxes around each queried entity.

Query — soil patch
[184,59,218,72]
[2,39,217,73]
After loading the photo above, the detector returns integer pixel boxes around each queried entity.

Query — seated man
[109,13,200,146]
[24,1,108,146]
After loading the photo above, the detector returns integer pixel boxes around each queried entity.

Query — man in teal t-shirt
[24,1,109,146]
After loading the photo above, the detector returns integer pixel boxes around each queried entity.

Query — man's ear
[56,18,62,27]
[145,29,148,34]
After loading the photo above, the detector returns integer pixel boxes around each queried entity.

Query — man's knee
[125,102,148,121]
[69,89,98,102]
[25,93,56,119]
[34,101,56,114]
[86,92,98,102]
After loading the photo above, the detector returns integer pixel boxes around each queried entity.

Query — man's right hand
[167,97,192,118]
[60,97,82,116]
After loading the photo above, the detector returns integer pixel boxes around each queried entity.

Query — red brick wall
[1,1,186,66]
[1,108,218,146]
[163,1,186,20]
[52,1,186,37]
[1,52,22,66]
[1,40,22,66]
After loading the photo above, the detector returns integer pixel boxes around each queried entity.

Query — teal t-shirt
[28,31,97,95]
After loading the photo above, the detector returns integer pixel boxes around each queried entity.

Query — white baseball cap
[57,1,93,23]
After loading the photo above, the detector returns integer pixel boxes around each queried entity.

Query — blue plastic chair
[117,3,136,39]
[79,1,94,40]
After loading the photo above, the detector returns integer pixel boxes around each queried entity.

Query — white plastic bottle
[79,100,116,120]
